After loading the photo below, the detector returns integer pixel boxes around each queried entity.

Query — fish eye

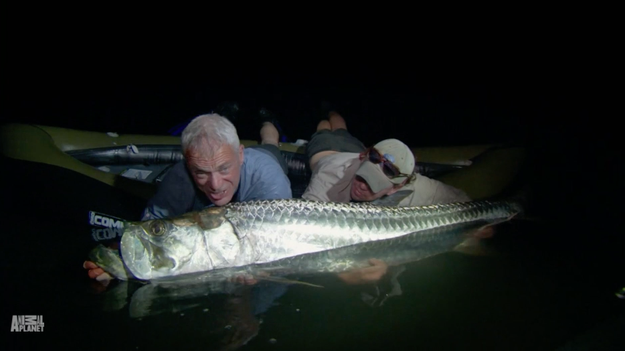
[150,220,166,236]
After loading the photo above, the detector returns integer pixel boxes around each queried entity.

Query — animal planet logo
[10,315,44,332]
[89,211,125,241]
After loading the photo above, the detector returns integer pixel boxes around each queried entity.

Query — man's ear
[238,144,245,165]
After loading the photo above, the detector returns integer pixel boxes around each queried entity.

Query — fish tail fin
[506,184,543,222]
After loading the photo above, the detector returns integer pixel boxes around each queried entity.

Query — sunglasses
[360,147,415,180]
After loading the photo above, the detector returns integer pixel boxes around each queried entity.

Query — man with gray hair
[141,113,291,220]
[84,113,291,281]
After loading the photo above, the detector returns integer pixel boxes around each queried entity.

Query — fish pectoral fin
[255,275,324,288]
[476,212,519,233]
[452,236,499,256]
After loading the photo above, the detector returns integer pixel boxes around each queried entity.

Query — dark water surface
[3,209,623,350]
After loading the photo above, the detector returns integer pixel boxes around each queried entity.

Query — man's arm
[301,176,331,202]
[337,259,389,285]
[402,175,472,207]
[302,156,334,202]
[241,151,293,201]
[84,161,195,283]
[431,181,471,204]
[254,156,292,201]
[142,161,196,219]
[302,153,357,202]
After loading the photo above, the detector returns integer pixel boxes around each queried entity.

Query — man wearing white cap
[303,112,470,206]
[302,111,471,286]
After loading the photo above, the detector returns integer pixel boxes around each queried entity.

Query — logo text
[10,315,44,332]
[89,211,124,229]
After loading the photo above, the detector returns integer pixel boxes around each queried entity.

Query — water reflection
[98,278,289,319]
[5,215,622,351]
[92,221,487,315]
[92,246,421,350]
[95,274,335,350]
[85,220,514,351]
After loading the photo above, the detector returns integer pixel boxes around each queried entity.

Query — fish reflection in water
[96,217,496,315]
[99,278,289,350]
[97,267,412,351]
[99,260,409,318]
[93,217,505,350]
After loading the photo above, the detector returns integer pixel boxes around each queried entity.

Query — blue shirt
[142,148,292,220]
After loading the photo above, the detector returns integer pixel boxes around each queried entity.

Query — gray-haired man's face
[186,141,244,206]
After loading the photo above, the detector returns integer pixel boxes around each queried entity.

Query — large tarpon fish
[89,198,523,283]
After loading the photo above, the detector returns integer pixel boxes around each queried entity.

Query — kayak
[1,123,526,225]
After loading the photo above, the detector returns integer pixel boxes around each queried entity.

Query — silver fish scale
[202,219,500,279]
[226,199,515,231]
[112,198,522,280]
[222,199,520,264]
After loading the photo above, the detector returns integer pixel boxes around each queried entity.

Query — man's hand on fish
[475,226,495,238]
[83,260,114,284]
[337,259,389,285]
[230,275,259,285]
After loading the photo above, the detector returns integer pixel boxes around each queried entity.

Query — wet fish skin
[151,219,494,286]
[117,198,522,281]
[240,220,491,276]
[92,220,504,319]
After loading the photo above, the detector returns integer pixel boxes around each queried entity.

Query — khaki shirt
[302,152,471,206]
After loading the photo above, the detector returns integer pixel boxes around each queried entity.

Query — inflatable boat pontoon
[1,123,526,225]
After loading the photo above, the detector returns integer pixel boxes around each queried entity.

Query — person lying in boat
[303,110,470,206]
[302,110,471,285]
[148,112,291,217]
[84,112,292,282]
